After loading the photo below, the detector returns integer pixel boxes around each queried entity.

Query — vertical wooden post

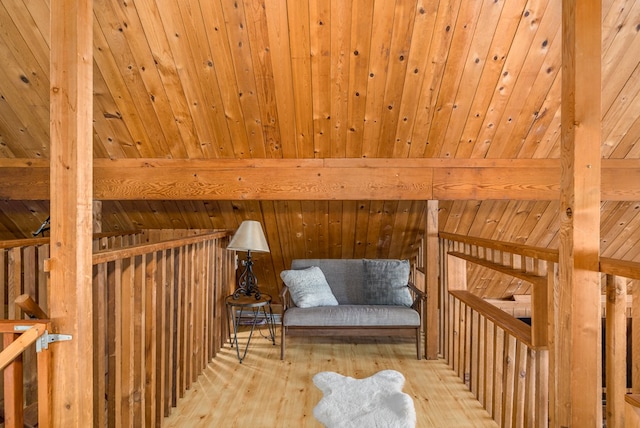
[425,200,439,359]
[49,0,94,426]
[558,0,602,425]
[3,334,23,428]
[606,274,627,427]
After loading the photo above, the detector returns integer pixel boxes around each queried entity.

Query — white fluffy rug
[312,370,416,428]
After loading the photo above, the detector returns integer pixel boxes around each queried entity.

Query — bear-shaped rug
[312,369,416,428]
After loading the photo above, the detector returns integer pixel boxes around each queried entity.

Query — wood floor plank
[163,328,498,427]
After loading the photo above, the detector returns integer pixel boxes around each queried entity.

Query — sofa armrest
[407,282,425,312]
[280,284,292,310]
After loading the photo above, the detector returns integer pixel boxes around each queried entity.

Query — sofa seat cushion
[283,305,420,327]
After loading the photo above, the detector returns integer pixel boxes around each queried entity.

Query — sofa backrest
[291,259,366,305]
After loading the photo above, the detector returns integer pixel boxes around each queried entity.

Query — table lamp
[227,220,270,299]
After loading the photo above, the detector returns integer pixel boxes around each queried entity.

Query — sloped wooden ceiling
[0,0,639,298]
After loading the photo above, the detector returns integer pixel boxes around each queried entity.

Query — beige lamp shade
[227,220,270,253]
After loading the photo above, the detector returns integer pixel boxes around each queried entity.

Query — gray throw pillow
[363,259,413,306]
[280,266,339,308]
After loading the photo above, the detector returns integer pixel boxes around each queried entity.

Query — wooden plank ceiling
[0,0,638,299]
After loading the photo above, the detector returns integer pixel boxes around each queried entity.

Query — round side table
[225,293,276,363]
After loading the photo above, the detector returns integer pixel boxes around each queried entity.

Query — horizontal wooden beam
[0,158,638,201]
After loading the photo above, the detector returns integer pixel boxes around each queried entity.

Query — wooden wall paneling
[375,200,398,258]
[363,200,385,259]
[389,200,412,260]
[340,201,358,259]
[259,201,285,297]
[343,0,374,158]
[359,0,395,158]
[424,0,483,158]
[327,201,343,259]
[455,0,528,159]
[374,0,415,158]
[263,0,297,158]
[218,0,267,158]
[469,0,552,158]
[409,0,461,158]
[309,0,331,158]
[286,0,314,158]
[315,200,330,257]
[353,201,371,259]
[300,200,318,258]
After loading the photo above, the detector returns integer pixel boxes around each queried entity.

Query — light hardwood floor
[163,328,498,427]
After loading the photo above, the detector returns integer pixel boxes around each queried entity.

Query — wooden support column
[49,0,94,426]
[558,0,602,426]
[425,200,439,359]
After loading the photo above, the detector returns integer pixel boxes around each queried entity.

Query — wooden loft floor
[163,329,497,427]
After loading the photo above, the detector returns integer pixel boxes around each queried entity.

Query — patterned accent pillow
[363,259,413,306]
[280,266,339,308]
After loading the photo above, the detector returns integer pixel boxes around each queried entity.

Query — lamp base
[232,250,261,300]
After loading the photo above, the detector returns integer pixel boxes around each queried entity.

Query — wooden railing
[0,230,235,427]
[0,320,51,428]
[438,232,639,428]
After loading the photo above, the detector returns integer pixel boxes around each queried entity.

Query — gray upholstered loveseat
[279,259,425,360]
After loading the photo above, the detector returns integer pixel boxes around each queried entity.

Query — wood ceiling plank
[286,0,314,158]
[424,0,483,158]
[437,0,506,159]
[518,72,561,158]
[0,97,34,158]
[344,0,375,158]
[600,201,636,255]
[309,0,332,158]
[602,62,640,158]
[360,0,397,158]
[455,0,528,158]
[263,0,297,158]
[101,0,190,159]
[92,69,133,159]
[409,0,462,158]
[154,1,229,158]
[244,0,283,159]
[134,0,203,159]
[92,13,158,157]
[611,112,640,158]
[94,2,178,159]
[218,0,268,158]
[328,0,351,158]
[174,0,236,158]
[392,0,439,158]
[489,5,561,159]
[2,0,49,75]
[601,0,640,114]
[469,0,552,158]
[375,0,416,157]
